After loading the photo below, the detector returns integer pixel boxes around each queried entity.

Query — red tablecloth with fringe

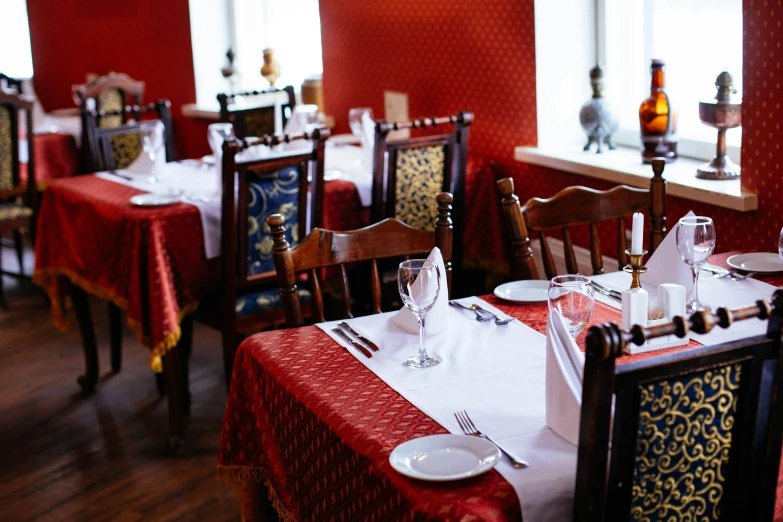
[32,174,368,371]
[218,258,783,521]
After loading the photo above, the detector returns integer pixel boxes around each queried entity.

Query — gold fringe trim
[217,465,297,522]
[33,266,199,372]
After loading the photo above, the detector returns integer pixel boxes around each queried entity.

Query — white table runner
[591,270,777,346]
[317,297,577,522]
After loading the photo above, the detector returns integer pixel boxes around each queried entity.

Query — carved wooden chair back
[514,158,667,279]
[574,291,783,521]
[217,86,296,140]
[270,193,453,328]
[495,175,540,281]
[0,73,23,94]
[82,100,175,172]
[73,73,145,128]
[371,113,471,269]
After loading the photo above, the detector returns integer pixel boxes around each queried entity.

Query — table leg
[108,303,122,373]
[247,482,280,522]
[180,316,193,418]
[162,345,185,455]
[68,281,98,395]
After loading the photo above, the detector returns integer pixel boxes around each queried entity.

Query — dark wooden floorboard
[0,245,240,521]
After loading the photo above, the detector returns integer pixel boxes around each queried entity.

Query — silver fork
[714,270,737,279]
[470,304,514,325]
[449,301,492,322]
[454,410,529,468]
[732,271,757,281]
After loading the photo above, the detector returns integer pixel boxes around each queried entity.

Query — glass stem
[690,265,701,307]
[417,314,427,359]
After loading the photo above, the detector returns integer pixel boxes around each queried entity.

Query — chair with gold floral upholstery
[82,99,176,172]
[574,292,783,521]
[217,86,296,140]
[371,112,472,278]
[195,128,328,386]
[0,90,36,307]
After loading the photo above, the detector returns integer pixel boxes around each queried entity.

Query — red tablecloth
[217,290,720,521]
[33,174,367,371]
[21,133,80,189]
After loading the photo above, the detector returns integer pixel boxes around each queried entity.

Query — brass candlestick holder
[623,249,648,289]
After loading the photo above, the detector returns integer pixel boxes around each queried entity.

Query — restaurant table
[217,259,783,521]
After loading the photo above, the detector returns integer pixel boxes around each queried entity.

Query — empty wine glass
[398,260,441,369]
[140,121,165,183]
[676,216,716,313]
[348,107,373,143]
[548,275,595,337]
[778,227,783,262]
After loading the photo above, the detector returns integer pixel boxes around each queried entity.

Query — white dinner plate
[389,434,500,482]
[129,194,181,207]
[494,280,550,303]
[727,252,783,274]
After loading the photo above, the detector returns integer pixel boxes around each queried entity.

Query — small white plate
[494,280,550,303]
[130,194,181,207]
[727,252,783,274]
[389,434,500,482]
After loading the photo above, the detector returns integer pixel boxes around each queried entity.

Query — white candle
[631,212,644,254]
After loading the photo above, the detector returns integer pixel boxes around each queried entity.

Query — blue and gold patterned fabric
[0,105,13,190]
[245,165,302,276]
[630,364,742,521]
[235,288,311,317]
[393,145,446,231]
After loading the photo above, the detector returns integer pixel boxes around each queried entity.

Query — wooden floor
[0,245,240,521]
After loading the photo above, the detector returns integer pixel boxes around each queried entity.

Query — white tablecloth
[317,297,577,522]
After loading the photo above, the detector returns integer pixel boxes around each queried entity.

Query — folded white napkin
[126,122,166,175]
[208,122,234,160]
[391,247,449,335]
[641,210,696,294]
[545,310,584,446]
[361,112,375,169]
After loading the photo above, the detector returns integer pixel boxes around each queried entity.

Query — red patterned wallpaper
[319,0,776,257]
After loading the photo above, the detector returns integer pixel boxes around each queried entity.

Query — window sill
[181,103,220,121]
[513,145,757,212]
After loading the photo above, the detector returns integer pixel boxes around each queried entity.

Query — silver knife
[108,169,133,181]
[331,327,373,358]
[592,281,622,297]
[338,322,379,352]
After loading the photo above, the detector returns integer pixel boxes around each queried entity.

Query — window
[188,0,323,107]
[603,0,743,159]
[0,0,34,79]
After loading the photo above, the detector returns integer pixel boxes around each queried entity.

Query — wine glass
[548,275,595,337]
[348,107,373,143]
[140,121,165,183]
[398,260,441,369]
[676,216,716,313]
[778,227,783,263]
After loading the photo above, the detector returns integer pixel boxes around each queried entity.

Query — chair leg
[12,230,24,277]
[155,372,166,397]
[247,482,281,522]
[180,317,193,418]
[222,328,239,391]
[69,282,99,395]
[162,345,185,456]
[108,303,122,373]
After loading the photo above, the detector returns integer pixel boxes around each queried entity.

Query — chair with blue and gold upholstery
[574,291,783,521]
[371,112,472,284]
[0,90,35,308]
[217,86,296,140]
[197,128,328,386]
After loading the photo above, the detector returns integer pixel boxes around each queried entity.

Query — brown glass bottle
[639,59,678,163]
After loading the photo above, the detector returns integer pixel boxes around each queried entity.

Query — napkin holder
[623,283,688,354]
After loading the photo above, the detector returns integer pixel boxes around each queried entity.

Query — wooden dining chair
[196,129,328,385]
[0,91,36,308]
[217,86,296,140]
[497,158,668,280]
[0,73,23,94]
[82,99,176,172]
[371,113,472,276]
[73,72,145,127]
[269,192,453,328]
[574,290,783,521]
